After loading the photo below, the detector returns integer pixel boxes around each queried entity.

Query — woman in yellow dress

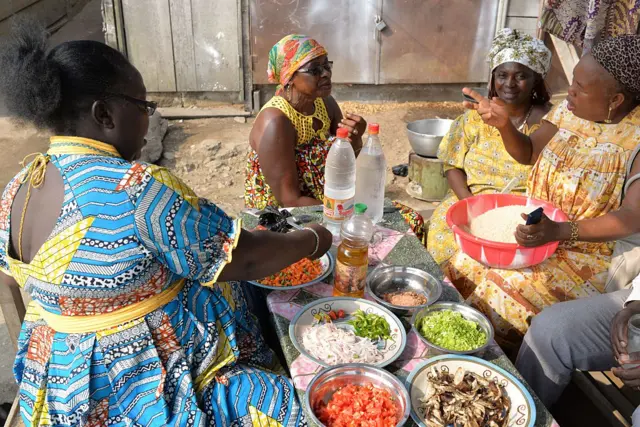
[428,29,552,265]
[448,35,640,354]
[245,34,427,243]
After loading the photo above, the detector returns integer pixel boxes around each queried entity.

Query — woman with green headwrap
[245,34,428,243]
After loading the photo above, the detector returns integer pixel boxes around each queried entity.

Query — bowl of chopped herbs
[411,302,494,356]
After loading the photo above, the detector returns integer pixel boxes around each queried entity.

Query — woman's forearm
[445,169,473,200]
[352,137,363,157]
[557,207,640,243]
[218,229,316,281]
[497,122,535,165]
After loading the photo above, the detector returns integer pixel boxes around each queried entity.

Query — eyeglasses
[105,93,157,116]
[298,61,333,77]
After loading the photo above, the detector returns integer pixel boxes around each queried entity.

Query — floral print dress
[427,110,537,265]
[244,96,427,244]
[444,101,640,352]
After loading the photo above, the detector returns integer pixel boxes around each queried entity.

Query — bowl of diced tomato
[306,364,410,427]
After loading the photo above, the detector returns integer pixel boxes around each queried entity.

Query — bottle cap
[368,123,380,134]
[355,203,368,214]
[336,128,349,139]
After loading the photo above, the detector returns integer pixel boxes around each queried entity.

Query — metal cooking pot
[406,118,454,158]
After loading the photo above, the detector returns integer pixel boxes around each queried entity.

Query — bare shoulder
[250,107,296,150]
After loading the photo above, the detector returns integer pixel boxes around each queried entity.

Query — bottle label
[334,262,367,295]
[323,196,354,221]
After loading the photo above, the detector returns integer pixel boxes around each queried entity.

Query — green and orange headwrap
[267,34,328,94]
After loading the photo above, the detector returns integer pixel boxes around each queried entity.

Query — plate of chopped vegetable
[406,355,535,427]
[411,302,494,355]
[306,364,410,427]
[248,252,334,290]
[289,297,406,368]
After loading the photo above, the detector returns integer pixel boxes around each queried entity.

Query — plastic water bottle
[333,203,375,298]
[355,123,386,223]
[323,127,356,235]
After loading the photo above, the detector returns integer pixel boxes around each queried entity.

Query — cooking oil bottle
[333,203,374,298]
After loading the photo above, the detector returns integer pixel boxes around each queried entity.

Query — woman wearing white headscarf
[428,29,553,265]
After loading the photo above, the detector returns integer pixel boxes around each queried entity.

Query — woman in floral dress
[245,34,427,243]
[428,29,552,265]
[447,35,640,354]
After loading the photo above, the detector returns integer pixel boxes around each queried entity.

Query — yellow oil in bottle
[333,203,373,298]
[333,238,369,298]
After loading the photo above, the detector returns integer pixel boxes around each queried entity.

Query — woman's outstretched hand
[462,88,510,130]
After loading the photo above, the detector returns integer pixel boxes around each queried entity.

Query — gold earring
[605,106,613,124]
[287,85,292,101]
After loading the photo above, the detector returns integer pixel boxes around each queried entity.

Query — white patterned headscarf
[488,28,552,77]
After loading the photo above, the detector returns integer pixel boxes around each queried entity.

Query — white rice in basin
[469,205,528,244]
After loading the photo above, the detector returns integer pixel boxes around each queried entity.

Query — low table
[242,206,559,426]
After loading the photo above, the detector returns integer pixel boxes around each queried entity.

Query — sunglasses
[298,61,333,77]
[105,93,157,116]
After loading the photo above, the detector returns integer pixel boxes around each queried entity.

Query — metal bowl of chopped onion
[366,265,442,316]
[306,364,411,427]
[411,302,494,356]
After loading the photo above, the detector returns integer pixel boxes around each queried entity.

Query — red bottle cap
[336,128,349,138]
[368,123,380,134]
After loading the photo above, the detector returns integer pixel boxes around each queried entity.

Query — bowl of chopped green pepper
[411,302,494,356]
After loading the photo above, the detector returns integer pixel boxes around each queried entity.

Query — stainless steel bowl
[305,364,411,427]
[411,301,494,356]
[366,266,442,316]
[406,119,454,157]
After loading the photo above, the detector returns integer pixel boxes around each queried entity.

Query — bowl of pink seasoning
[366,265,442,316]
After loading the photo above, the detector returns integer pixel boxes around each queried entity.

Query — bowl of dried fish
[406,355,536,427]
[366,265,442,316]
[411,302,494,356]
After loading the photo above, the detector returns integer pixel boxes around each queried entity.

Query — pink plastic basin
[446,194,569,269]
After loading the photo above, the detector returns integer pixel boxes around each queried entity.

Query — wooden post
[550,34,580,83]
[536,0,546,39]
[101,0,126,55]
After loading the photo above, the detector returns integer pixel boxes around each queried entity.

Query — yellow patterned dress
[428,110,537,264]
[245,95,331,209]
[244,96,428,243]
[444,101,640,352]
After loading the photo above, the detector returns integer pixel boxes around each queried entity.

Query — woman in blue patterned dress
[0,20,332,426]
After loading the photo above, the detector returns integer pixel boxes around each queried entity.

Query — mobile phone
[526,207,544,225]
[463,93,478,104]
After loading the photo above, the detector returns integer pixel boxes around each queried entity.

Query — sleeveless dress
[444,101,640,352]
[1,137,306,426]
[245,96,331,209]
[244,96,427,243]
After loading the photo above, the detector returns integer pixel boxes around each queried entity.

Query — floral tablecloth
[244,207,559,426]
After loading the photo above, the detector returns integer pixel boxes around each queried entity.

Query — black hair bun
[0,17,62,128]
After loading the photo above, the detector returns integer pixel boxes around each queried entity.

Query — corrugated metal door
[250,0,500,84]
[249,0,379,84]
[378,0,499,83]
